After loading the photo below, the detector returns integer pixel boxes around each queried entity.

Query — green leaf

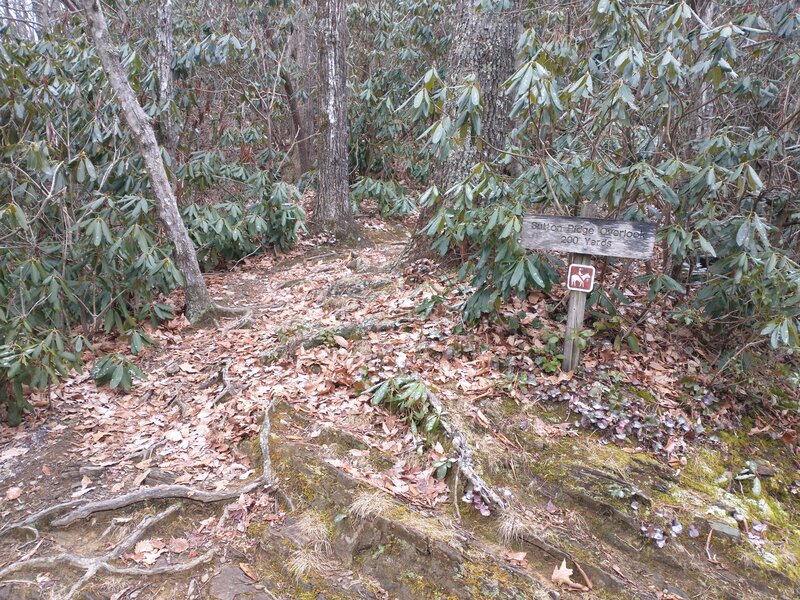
[109,364,124,389]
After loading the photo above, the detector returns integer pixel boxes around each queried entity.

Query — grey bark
[81,0,214,322]
[406,0,521,259]
[156,0,177,154]
[265,22,312,176]
[315,0,355,235]
[289,19,317,168]
[695,0,715,141]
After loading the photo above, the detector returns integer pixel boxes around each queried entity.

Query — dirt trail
[0,219,798,599]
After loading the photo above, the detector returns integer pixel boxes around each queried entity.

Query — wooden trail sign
[519,210,656,371]
[520,215,656,259]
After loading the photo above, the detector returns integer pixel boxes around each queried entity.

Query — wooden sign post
[519,206,656,371]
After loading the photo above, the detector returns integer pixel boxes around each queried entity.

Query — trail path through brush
[0,218,798,599]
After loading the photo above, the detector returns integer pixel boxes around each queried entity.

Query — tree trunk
[81,0,214,322]
[406,0,521,259]
[289,18,316,169]
[315,0,355,236]
[265,23,312,176]
[156,0,177,154]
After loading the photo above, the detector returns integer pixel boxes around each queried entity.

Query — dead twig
[574,560,594,590]
[201,358,249,405]
[705,529,721,565]
[222,309,253,331]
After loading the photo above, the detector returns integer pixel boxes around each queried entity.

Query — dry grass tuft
[349,490,396,522]
[287,548,320,580]
[498,510,535,546]
[295,510,331,554]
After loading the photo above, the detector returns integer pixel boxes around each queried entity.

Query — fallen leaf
[165,429,183,442]
[178,363,198,374]
[551,559,574,586]
[333,335,350,349]
[0,447,29,463]
[132,469,151,488]
[5,486,22,500]
[551,559,589,591]
[135,540,155,554]
[239,562,259,581]
[505,550,528,566]
[168,538,190,553]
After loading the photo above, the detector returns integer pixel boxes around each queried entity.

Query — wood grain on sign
[520,215,656,259]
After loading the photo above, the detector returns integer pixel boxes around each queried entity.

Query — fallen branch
[425,390,507,511]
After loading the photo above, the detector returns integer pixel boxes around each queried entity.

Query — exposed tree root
[0,504,214,600]
[200,358,250,404]
[50,478,273,528]
[0,399,278,597]
[262,317,411,363]
[425,390,507,511]
[0,499,87,540]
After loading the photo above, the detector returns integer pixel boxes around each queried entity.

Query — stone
[754,461,776,478]
[208,564,273,600]
[709,521,741,540]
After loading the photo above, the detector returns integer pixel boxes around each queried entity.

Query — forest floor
[0,205,798,600]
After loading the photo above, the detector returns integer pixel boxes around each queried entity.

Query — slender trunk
[265,24,312,176]
[81,0,213,321]
[288,5,317,170]
[696,0,715,141]
[406,0,521,259]
[156,0,177,154]
[315,0,355,236]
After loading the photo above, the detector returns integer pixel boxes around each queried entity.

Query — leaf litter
[0,213,797,598]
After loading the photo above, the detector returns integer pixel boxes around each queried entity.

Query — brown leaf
[505,550,528,566]
[333,335,350,349]
[0,447,29,462]
[178,363,197,374]
[5,486,22,500]
[165,429,183,442]
[168,538,190,553]
[551,559,589,591]
[239,562,259,581]
[132,469,151,488]
[551,559,575,586]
